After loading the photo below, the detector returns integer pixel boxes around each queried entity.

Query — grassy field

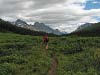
[0,32,100,75]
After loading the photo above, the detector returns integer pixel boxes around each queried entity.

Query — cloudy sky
[0,0,100,33]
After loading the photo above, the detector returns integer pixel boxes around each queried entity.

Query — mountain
[15,19,28,26]
[33,22,62,35]
[70,22,100,36]
[76,23,92,31]
[14,19,63,35]
[0,19,54,36]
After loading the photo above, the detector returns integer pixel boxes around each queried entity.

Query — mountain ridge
[70,22,100,36]
[13,19,64,35]
[0,18,55,36]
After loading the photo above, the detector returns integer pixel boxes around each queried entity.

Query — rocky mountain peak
[12,19,66,35]
[15,19,27,25]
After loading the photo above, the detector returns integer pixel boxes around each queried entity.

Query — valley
[0,33,100,75]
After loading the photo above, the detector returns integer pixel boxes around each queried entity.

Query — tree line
[0,19,55,36]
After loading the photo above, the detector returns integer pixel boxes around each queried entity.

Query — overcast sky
[0,0,100,33]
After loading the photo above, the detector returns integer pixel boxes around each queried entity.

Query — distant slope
[70,22,100,36]
[0,19,54,36]
[13,19,63,35]
[33,22,62,35]
[76,23,92,31]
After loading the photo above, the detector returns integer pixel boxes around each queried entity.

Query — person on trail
[43,34,49,49]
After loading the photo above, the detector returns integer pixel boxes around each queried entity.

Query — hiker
[43,34,49,49]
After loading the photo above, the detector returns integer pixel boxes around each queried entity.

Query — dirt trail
[48,54,58,75]
[33,44,58,75]
[41,45,58,75]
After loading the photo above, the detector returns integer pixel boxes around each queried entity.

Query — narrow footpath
[47,54,58,75]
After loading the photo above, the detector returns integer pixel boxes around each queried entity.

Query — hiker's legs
[46,43,48,49]
[43,42,48,49]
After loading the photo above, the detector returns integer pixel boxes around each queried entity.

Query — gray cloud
[0,0,100,32]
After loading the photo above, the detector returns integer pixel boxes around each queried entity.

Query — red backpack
[43,35,49,42]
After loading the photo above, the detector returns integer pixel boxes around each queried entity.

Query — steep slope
[15,19,28,26]
[0,19,51,36]
[14,19,63,35]
[76,23,92,31]
[71,22,100,36]
[33,22,62,35]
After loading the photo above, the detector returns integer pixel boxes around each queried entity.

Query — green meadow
[0,32,100,75]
